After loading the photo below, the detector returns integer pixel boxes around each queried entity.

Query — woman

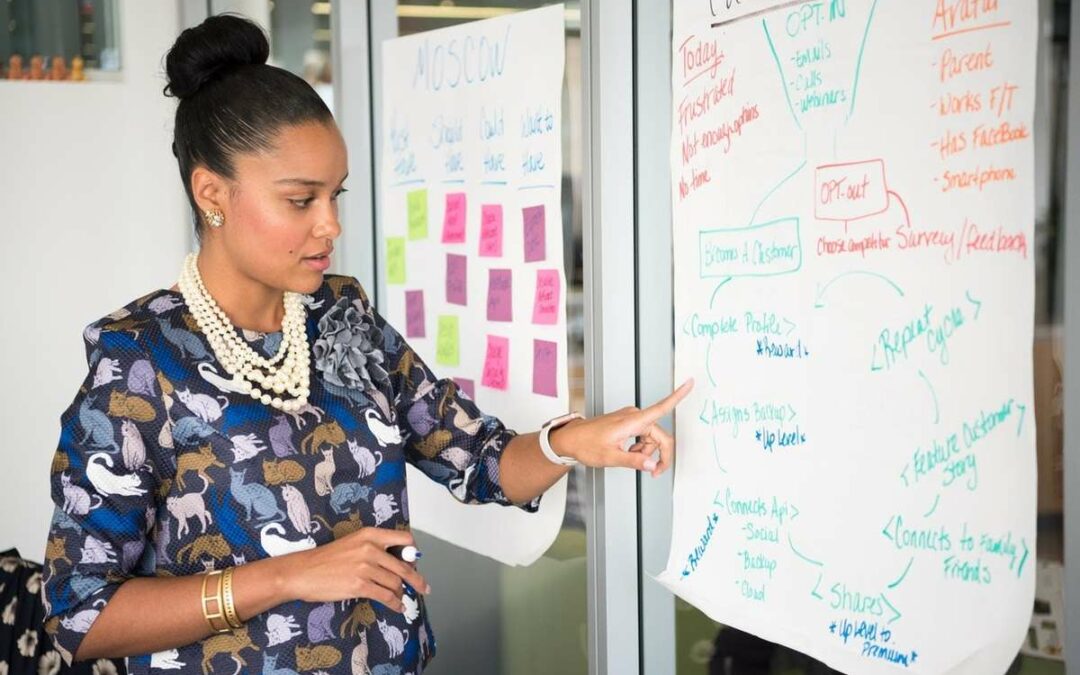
[41,15,691,675]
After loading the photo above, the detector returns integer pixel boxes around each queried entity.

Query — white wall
[0,1,188,560]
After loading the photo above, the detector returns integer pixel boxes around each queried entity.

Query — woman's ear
[191,166,228,214]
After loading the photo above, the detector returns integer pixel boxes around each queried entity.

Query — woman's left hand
[550,379,694,478]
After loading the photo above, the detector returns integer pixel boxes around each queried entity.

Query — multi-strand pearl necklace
[177,253,311,412]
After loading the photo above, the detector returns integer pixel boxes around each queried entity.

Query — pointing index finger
[638,378,695,426]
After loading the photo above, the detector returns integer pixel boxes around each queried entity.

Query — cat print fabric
[42,275,538,674]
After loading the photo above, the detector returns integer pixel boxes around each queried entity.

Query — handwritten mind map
[661,2,1036,673]
[380,5,569,566]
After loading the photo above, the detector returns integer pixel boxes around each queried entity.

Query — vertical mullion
[332,0,376,292]
[634,0,676,672]
[582,0,640,673]
[1062,1,1080,669]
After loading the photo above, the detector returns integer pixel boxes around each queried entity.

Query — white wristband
[539,412,583,466]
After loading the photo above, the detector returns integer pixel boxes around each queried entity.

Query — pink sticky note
[532,339,558,398]
[479,205,504,257]
[453,378,475,401]
[532,269,561,325]
[522,205,546,262]
[481,335,510,390]
[405,290,426,338]
[446,254,468,306]
[487,269,513,322]
[442,193,467,244]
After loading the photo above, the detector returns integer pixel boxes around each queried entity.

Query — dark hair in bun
[164,14,333,236]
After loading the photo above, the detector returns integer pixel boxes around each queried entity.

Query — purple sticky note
[479,205,504,257]
[481,335,510,391]
[532,269,561,325]
[446,253,468,306]
[405,290,426,338]
[523,205,546,262]
[532,339,558,398]
[442,193,467,244]
[453,377,476,401]
[487,269,513,322]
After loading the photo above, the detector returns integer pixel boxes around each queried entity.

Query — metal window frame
[581,0,642,673]
[1062,1,1079,669]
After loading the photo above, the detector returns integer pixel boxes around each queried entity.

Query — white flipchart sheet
[379,5,569,566]
[660,1,1037,673]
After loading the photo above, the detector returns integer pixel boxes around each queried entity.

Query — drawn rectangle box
[814,159,888,222]
[698,218,802,279]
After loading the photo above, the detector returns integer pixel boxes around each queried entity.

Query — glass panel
[672,1,1070,673]
[210,0,335,113]
[0,0,120,79]
[393,2,587,674]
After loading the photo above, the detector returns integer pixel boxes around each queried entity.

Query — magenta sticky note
[532,339,558,398]
[479,205,504,257]
[442,192,467,244]
[405,290,426,338]
[487,269,513,322]
[453,377,476,401]
[522,205,546,262]
[532,269,561,325]
[446,253,468,306]
[481,335,510,390]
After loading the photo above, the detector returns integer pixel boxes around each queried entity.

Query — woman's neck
[191,248,286,334]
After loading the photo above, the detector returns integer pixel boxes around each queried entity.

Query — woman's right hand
[283,527,431,613]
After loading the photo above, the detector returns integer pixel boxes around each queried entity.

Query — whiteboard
[379,5,569,566]
[659,1,1037,672]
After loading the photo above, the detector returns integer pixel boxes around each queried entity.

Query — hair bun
[164,14,269,100]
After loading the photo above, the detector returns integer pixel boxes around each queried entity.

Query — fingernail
[643,459,657,472]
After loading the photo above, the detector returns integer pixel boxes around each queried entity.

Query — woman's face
[209,120,348,295]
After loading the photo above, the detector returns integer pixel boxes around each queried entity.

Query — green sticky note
[407,189,429,240]
[386,237,406,285]
[436,315,460,366]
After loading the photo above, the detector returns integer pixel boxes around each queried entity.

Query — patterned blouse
[41,275,537,675]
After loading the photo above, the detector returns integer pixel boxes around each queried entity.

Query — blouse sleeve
[41,323,167,665]
[352,282,540,512]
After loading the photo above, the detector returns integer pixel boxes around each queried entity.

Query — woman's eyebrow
[274,172,349,187]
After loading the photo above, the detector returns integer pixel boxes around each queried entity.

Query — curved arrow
[815,270,905,309]
[918,369,940,424]
[709,278,733,310]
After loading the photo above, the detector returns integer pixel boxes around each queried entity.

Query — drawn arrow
[712,490,725,509]
[918,369,940,424]
[814,270,905,309]
[966,290,983,320]
[706,342,717,387]
[923,494,941,518]
[787,403,797,421]
[880,593,902,624]
[699,399,712,426]
[709,278,733,310]
[783,317,797,336]
[788,533,824,567]
[1016,402,1027,437]
[790,503,800,520]
[887,557,914,589]
[712,436,727,473]
[811,572,824,600]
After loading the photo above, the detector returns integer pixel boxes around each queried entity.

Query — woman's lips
[303,254,331,271]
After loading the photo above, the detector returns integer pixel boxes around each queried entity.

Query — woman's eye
[290,198,314,208]
[332,187,349,201]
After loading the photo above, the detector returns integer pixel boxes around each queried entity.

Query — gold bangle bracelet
[200,570,231,634]
[221,567,242,630]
